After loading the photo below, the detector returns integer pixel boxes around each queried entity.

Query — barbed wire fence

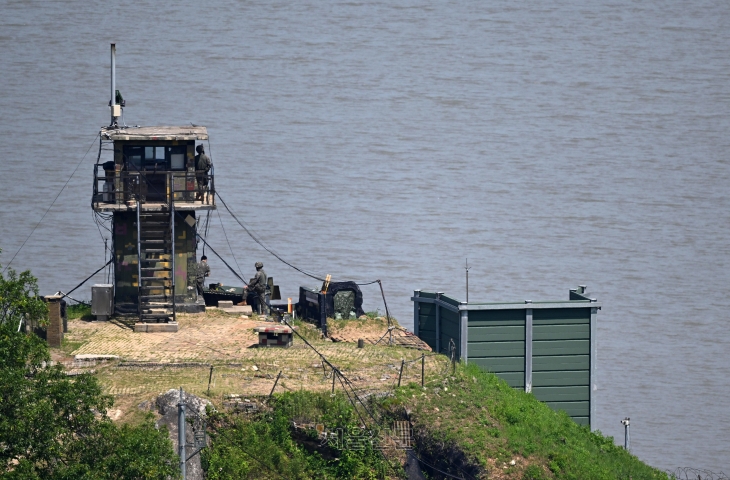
[668,467,729,480]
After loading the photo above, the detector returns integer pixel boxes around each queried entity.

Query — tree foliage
[0,252,48,330]
[0,257,178,479]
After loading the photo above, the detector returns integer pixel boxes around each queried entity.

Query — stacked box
[254,325,293,347]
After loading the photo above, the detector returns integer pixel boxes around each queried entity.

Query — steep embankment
[387,363,668,479]
[61,306,666,479]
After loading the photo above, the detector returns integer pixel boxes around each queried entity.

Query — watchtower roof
[101,126,208,141]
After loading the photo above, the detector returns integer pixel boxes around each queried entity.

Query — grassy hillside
[389,363,668,479]
[56,310,667,478]
[204,363,668,480]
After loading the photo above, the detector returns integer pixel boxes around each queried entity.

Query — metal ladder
[136,202,176,324]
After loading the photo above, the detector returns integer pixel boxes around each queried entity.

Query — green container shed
[412,287,599,427]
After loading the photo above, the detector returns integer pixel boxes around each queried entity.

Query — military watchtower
[91,45,215,332]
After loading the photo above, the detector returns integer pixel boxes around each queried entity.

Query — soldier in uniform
[245,261,268,315]
[195,144,211,201]
[196,255,210,299]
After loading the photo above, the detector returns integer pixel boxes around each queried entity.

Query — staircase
[137,207,176,324]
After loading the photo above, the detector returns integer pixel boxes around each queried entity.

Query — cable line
[216,192,327,282]
[215,192,385,286]
[57,259,112,300]
[3,133,99,273]
[216,208,244,280]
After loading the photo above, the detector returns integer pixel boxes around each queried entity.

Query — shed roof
[100,126,208,141]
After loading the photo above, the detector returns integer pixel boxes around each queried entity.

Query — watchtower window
[123,145,187,171]
[145,146,166,169]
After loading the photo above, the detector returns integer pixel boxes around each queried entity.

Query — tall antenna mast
[110,43,119,127]
[465,258,471,303]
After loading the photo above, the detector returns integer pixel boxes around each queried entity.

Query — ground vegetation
[0,259,178,479]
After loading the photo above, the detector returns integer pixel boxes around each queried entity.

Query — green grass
[203,391,403,479]
[389,363,669,480]
[204,361,668,479]
[291,319,323,342]
[67,303,94,320]
[61,337,87,356]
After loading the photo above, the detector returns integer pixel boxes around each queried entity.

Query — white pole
[110,43,116,126]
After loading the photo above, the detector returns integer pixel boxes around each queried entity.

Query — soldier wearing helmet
[245,261,268,315]
[195,144,211,201]
[195,255,210,299]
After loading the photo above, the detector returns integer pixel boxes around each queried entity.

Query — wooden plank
[494,372,525,388]
[470,357,525,373]
[468,325,524,342]
[418,327,436,336]
[571,416,590,426]
[533,324,589,341]
[533,307,590,325]
[441,308,460,323]
[532,386,589,402]
[419,303,436,315]
[533,355,589,371]
[544,401,589,417]
[533,340,589,356]
[468,319,525,327]
[532,370,589,387]
[418,314,435,330]
[440,295,461,307]
[468,309,524,324]
[440,317,460,339]
[468,341,525,357]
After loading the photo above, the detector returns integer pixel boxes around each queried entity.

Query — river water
[1,0,729,471]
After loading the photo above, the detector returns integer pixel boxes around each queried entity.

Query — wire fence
[669,468,729,480]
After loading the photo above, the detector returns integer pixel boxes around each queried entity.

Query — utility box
[254,325,294,348]
[91,284,114,321]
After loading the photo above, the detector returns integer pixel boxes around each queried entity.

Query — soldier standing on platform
[195,144,211,201]
[196,255,210,299]
[245,261,268,315]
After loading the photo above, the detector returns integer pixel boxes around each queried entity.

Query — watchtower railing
[92,165,215,208]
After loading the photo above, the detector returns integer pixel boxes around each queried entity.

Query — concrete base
[134,322,179,333]
[177,303,206,314]
[219,305,253,315]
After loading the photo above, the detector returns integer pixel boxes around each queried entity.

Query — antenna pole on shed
[465,258,471,303]
[110,43,118,127]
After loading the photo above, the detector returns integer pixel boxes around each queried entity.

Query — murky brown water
[1,0,729,471]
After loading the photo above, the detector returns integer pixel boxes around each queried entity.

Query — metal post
[178,387,186,479]
[621,418,630,451]
[397,359,405,387]
[413,290,420,337]
[171,201,176,323]
[269,371,282,398]
[377,280,393,345]
[525,303,533,393]
[206,365,214,396]
[421,353,425,387]
[110,43,116,127]
[460,307,468,364]
[590,303,598,429]
[136,200,142,318]
[435,293,442,354]
[465,258,470,303]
